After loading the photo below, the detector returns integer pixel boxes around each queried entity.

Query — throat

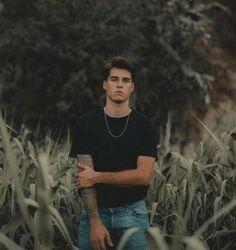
[104,106,132,118]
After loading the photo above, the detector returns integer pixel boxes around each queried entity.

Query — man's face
[103,67,134,104]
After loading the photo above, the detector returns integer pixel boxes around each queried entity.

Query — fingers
[105,231,114,247]
[78,162,89,169]
[77,167,83,173]
[92,232,113,249]
[92,239,106,250]
[76,178,83,188]
[76,163,94,188]
[75,177,93,188]
[92,241,99,250]
[75,165,84,187]
[75,175,83,188]
[90,223,112,250]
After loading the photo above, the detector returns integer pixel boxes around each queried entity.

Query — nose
[117,80,123,88]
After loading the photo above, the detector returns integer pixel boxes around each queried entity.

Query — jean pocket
[130,204,148,217]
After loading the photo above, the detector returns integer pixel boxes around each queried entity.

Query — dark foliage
[0,0,227,137]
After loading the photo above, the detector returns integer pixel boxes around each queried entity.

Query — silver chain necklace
[103,110,130,138]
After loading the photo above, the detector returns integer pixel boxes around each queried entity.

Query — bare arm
[95,156,155,187]
[77,154,99,222]
[77,155,156,188]
[77,154,114,249]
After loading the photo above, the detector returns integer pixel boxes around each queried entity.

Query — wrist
[94,171,104,184]
[89,217,102,226]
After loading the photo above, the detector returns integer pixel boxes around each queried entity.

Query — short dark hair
[103,56,136,81]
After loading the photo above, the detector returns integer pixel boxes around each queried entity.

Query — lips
[115,91,124,95]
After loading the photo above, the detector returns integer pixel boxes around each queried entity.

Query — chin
[109,95,128,104]
[113,99,126,104]
[114,100,125,104]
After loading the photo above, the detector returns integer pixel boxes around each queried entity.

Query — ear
[103,80,107,90]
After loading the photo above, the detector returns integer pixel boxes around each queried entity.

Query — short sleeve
[138,120,158,161]
[69,116,92,158]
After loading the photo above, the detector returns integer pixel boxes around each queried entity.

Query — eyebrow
[109,76,131,81]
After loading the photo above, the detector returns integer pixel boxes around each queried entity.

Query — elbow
[141,176,151,186]
[137,168,153,186]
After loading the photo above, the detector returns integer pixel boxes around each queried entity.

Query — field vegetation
[1,112,236,250]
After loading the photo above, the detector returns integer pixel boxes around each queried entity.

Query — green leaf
[0,232,25,250]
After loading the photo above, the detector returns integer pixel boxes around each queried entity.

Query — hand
[76,163,98,188]
[90,219,113,250]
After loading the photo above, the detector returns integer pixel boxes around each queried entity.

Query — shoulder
[73,108,102,128]
[75,108,102,123]
[132,110,155,127]
[132,110,157,138]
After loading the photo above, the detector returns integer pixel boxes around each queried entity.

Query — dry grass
[1,111,236,249]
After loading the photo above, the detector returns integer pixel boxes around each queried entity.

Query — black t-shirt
[69,108,157,207]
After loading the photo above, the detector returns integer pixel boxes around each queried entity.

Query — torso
[71,108,157,207]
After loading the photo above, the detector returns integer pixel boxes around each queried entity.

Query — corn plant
[144,112,236,250]
[0,112,80,250]
[1,110,236,250]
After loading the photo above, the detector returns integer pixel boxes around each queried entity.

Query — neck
[104,101,131,118]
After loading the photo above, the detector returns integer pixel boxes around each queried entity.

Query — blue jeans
[78,199,149,250]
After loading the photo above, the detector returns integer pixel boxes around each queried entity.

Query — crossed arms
[77,155,155,188]
[76,153,155,217]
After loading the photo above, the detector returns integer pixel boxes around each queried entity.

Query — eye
[123,79,131,83]
[110,77,118,82]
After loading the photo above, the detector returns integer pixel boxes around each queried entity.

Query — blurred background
[1,2,236,249]
[0,0,235,154]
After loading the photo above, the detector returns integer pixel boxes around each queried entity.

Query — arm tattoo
[77,154,99,220]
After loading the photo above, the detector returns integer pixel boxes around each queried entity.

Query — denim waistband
[99,199,146,213]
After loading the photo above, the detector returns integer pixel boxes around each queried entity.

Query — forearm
[80,187,101,224]
[94,169,148,187]
[77,154,100,224]
[77,156,155,188]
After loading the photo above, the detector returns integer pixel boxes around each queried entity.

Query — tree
[0,0,227,138]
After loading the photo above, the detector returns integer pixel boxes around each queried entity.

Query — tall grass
[0,112,80,250]
[1,110,236,249]
[144,112,236,250]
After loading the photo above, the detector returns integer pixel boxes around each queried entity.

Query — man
[69,56,157,250]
